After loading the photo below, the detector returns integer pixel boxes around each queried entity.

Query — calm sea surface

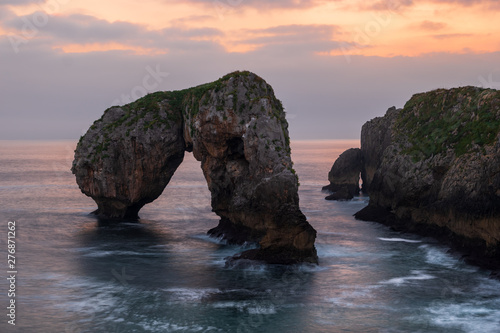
[0,140,499,333]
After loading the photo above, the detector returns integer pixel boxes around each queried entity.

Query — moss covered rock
[72,71,317,265]
[329,86,500,270]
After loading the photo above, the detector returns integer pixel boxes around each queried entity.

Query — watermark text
[6,221,17,326]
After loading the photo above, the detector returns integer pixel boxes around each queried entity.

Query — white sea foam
[68,246,99,253]
[212,301,250,309]
[420,245,458,268]
[326,286,392,311]
[162,287,220,302]
[315,244,353,258]
[53,277,129,319]
[55,276,119,292]
[191,234,228,245]
[211,300,277,315]
[296,263,329,272]
[380,270,435,286]
[378,237,422,243]
[247,305,277,315]
[224,259,270,273]
[81,250,115,257]
[315,243,387,260]
[81,250,162,257]
[138,320,212,332]
[210,258,227,268]
[327,297,388,310]
[426,302,500,333]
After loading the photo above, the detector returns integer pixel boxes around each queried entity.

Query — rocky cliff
[72,71,317,264]
[329,87,500,270]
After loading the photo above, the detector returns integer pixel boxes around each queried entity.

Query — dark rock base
[355,205,500,279]
[209,217,319,265]
[228,247,318,265]
[324,187,353,201]
[207,217,263,245]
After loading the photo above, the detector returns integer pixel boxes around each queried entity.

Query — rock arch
[72,71,317,264]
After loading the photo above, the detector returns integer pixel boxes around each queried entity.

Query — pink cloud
[419,20,447,31]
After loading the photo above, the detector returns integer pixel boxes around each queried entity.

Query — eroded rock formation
[72,71,317,264]
[322,148,363,200]
[360,106,398,193]
[328,87,500,270]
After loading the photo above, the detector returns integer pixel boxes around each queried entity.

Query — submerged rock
[72,71,317,264]
[330,86,500,270]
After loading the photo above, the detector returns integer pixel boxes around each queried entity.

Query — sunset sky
[1,0,500,140]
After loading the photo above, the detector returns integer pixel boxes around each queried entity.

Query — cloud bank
[0,0,499,140]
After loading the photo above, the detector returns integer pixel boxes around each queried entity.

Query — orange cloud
[418,20,447,31]
[1,0,499,58]
[54,42,168,55]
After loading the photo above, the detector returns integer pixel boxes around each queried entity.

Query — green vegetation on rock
[396,86,500,160]
[80,71,293,165]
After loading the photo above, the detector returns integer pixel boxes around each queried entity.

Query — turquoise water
[0,140,499,332]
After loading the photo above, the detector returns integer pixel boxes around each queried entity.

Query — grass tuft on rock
[396,87,500,160]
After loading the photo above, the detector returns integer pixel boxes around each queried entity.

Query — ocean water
[0,140,499,333]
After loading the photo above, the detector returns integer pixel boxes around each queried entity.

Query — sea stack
[322,148,363,200]
[327,87,500,269]
[72,71,317,264]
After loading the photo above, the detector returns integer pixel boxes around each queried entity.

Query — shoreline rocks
[327,86,500,273]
